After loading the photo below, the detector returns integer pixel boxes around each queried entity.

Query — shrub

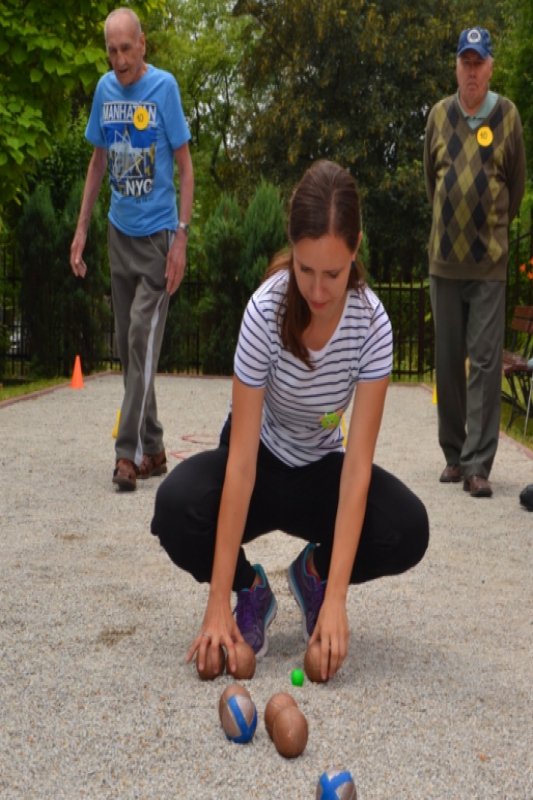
[198,195,246,375]
[197,182,287,375]
[239,179,286,295]
[17,181,110,377]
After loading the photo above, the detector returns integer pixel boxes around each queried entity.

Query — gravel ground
[1,374,532,800]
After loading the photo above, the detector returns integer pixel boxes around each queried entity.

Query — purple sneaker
[233,564,277,659]
[288,543,327,642]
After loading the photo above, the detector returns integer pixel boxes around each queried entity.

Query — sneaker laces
[308,574,326,622]
[234,590,258,632]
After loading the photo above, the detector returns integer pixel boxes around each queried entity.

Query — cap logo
[467,29,482,43]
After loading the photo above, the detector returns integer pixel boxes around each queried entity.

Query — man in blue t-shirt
[70,7,194,492]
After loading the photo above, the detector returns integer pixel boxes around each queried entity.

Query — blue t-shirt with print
[86,65,191,237]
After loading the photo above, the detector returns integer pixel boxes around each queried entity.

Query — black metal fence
[0,236,24,380]
[2,218,533,382]
[506,208,533,313]
[373,273,433,380]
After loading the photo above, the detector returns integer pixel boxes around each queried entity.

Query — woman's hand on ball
[309,598,349,680]
[185,599,243,673]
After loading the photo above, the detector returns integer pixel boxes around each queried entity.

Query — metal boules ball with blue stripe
[316,767,357,799]
[220,690,258,744]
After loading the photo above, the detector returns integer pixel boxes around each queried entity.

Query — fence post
[417,282,426,378]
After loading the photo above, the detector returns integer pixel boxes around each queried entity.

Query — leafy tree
[0,0,162,218]
[30,109,98,211]
[229,0,498,277]
[146,0,250,226]
[494,0,533,175]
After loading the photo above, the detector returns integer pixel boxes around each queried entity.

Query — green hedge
[194,180,286,375]
[17,182,111,377]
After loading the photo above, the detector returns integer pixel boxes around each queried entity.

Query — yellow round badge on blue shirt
[477,126,493,147]
[133,106,149,131]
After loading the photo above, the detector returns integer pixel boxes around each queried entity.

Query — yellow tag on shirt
[133,106,149,130]
[477,126,493,147]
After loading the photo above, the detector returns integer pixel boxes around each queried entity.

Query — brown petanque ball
[218,682,251,722]
[272,706,309,759]
[304,641,329,684]
[226,641,256,680]
[196,644,226,681]
[264,692,298,740]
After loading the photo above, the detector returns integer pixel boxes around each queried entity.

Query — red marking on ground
[181,434,218,446]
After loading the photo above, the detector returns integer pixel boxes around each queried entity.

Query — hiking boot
[233,564,277,659]
[288,543,327,642]
[112,459,138,491]
[138,449,167,479]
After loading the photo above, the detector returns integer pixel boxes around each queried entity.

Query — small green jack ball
[291,668,305,687]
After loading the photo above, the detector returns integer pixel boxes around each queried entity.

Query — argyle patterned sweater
[424,94,526,281]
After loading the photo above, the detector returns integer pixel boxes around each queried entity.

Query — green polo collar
[457,90,499,129]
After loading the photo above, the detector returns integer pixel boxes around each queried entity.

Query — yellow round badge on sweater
[477,126,493,147]
[133,106,149,130]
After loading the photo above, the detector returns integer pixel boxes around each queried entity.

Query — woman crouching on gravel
[151,160,429,680]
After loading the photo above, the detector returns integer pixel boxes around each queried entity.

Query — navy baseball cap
[457,27,492,59]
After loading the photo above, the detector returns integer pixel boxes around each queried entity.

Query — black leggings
[151,422,429,592]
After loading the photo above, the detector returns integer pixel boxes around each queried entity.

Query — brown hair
[264,160,365,368]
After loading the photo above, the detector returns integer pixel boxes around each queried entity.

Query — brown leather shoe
[138,449,167,480]
[112,459,138,491]
[463,475,492,498]
[439,464,462,483]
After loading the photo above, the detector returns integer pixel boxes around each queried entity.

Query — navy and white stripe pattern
[233,270,393,467]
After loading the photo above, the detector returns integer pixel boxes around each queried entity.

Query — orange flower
[530,257,533,266]
[528,271,533,280]
[520,264,526,272]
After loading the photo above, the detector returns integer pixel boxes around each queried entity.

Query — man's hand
[70,230,88,278]
[69,147,107,279]
[165,229,187,294]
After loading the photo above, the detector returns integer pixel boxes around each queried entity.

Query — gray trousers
[108,222,171,466]
[430,276,506,479]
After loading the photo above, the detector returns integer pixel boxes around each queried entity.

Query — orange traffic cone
[70,355,84,389]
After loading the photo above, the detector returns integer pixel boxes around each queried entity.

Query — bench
[502,305,533,429]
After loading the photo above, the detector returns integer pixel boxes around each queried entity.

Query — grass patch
[500,375,533,453]
[500,402,533,452]
[0,376,70,402]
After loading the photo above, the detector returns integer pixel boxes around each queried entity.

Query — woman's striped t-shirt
[231,270,393,467]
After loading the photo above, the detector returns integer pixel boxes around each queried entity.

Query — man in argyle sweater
[424,26,526,498]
